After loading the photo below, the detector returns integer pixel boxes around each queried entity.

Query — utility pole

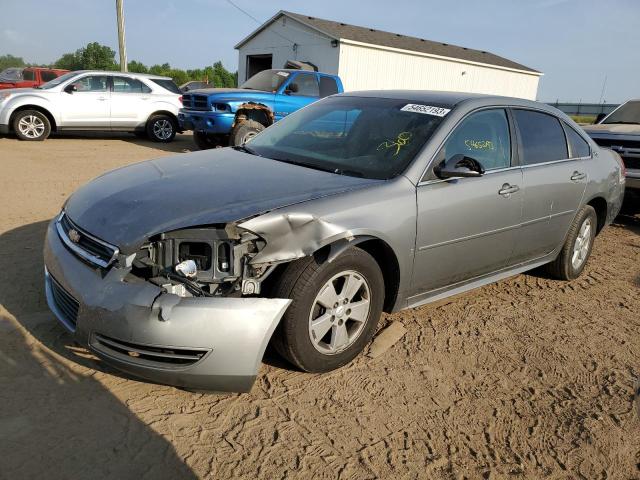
[116,0,127,72]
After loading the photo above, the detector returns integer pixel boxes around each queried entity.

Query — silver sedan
[44,91,625,392]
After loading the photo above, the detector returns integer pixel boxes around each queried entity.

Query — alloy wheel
[308,270,371,355]
[18,115,45,139]
[571,217,592,269]
[153,119,173,140]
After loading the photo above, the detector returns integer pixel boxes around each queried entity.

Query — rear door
[275,72,319,120]
[412,108,523,294]
[110,76,152,129]
[510,109,589,263]
[58,74,110,128]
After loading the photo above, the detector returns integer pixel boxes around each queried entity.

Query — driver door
[58,74,110,128]
[275,72,319,121]
[412,108,523,295]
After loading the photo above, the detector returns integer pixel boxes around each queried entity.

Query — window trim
[418,106,517,185]
[560,121,592,160]
[510,107,574,167]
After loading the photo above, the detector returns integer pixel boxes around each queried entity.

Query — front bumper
[43,219,290,392]
[626,169,640,190]
[178,109,234,134]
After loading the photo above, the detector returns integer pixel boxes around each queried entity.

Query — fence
[546,102,619,116]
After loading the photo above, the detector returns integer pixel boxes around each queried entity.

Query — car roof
[69,70,173,81]
[339,90,561,114]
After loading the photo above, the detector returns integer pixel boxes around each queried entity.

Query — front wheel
[229,119,264,146]
[146,114,177,143]
[272,247,385,372]
[546,205,597,280]
[13,110,51,141]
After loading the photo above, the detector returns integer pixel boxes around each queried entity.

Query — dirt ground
[0,132,638,480]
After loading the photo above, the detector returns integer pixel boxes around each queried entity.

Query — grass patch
[570,115,597,125]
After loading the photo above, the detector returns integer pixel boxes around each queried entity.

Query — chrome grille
[56,213,118,268]
[49,273,79,330]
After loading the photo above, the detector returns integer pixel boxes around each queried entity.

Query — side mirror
[285,83,299,94]
[594,113,607,124]
[434,154,485,179]
[64,84,77,94]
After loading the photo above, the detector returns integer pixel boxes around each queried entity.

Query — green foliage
[0,54,26,70]
[4,42,238,87]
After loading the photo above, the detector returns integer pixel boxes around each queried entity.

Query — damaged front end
[44,212,292,392]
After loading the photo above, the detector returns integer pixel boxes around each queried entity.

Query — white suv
[0,70,183,142]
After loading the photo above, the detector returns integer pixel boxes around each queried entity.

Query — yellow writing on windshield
[377,132,412,156]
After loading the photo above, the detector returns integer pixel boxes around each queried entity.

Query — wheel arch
[585,196,608,234]
[9,104,57,132]
[147,110,178,124]
[233,102,274,129]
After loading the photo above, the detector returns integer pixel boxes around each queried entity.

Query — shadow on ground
[0,221,197,479]
[49,131,196,154]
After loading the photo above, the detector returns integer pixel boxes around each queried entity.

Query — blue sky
[1,0,638,102]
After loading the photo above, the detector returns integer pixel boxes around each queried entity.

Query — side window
[290,74,319,97]
[22,69,35,81]
[71,75,108,92]
[41,70,57,82]
[563,123,591,158]
[319,76,338,97]
[112,76,152,93]
[513,110,568,165]
[440,109,511,171]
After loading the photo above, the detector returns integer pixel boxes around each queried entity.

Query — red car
[0,66,70,89]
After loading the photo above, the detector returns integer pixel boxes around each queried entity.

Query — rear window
[113,76,152,93]
[41,70,57,82]
[151,79,181,94]
[513,110,568,165]
[319,76,338,97]
[563,123,591,158]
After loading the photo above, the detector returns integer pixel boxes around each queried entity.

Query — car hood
[583,123,640,136]
[64,148,381,253]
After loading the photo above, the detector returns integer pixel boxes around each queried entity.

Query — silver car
[43,91,625,392]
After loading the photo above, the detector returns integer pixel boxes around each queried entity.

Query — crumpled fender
[238,212,357,264]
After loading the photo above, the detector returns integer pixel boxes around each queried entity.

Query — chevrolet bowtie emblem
[68,228,81,243]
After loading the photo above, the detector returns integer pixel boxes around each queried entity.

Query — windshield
[240,69,289,92]
[38,71,80,89]
[0,67,23,82]
[602,100,640,124]
[246,96,450,180]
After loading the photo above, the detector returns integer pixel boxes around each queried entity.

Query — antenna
[598,75,607,104]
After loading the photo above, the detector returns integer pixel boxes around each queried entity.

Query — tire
[272,247,385,372]
[229,120,264,146]
[546,205,597,280]
[193,131,220,150]
[12,109,51,141]
[146,114,177,143]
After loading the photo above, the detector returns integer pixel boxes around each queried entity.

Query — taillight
[178,95,183,105]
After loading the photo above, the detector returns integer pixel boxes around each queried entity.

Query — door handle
[97,97,107,101]
[498,183,520,197]
[570,171,586,181]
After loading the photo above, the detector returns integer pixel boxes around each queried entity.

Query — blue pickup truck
[179,69,344,149]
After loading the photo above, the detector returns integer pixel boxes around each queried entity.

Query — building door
[246,54,272,81]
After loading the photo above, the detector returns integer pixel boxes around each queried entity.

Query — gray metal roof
[236,11,540,74]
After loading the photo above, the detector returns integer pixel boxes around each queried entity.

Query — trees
[4,42,238,86]
[0,54,26,70]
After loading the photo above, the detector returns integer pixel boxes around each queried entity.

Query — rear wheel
[146,114,176,143]
[229,120,264,146]
[13,110,51,141]
[546,205,597,280]
[272,247,384,372]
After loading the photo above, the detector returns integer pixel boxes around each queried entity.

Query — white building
[235,11,542,100]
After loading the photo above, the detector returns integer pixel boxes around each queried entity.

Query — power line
[225,0,297,45]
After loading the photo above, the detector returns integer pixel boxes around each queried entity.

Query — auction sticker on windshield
[400,104,451,117]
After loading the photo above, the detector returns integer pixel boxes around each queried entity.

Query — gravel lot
[0,133,638,479]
